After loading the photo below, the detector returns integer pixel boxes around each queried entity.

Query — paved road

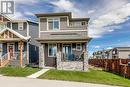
[0,76,119,87]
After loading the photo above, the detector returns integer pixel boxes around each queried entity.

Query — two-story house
[0,15,39,67]
[36,12,91,71]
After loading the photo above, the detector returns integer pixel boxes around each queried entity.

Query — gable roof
[0,28,30,40]
[0,14,38,24]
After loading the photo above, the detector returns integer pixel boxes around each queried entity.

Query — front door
[8,44,14,59]
[63,44,72,61]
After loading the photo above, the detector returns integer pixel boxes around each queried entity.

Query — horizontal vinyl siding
[12,22,27,37]
[40,31,88,40]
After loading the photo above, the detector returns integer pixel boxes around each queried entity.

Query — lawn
[0,66,40,77]
[39,69,130,87]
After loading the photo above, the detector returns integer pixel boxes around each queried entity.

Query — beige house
[35,12,91,71]
[93,47,130,59]
[109,47,130,59]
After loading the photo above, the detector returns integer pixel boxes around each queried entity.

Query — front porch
[39,42,88,71]
[0,28,29,67]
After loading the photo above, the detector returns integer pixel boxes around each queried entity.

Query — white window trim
[76,43,82,51]
[18,22,23,30]
[47,18,60,31]
[48,43,57,57]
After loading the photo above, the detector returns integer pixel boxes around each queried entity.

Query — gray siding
[40,18,47,31]
[29,22,39,38]
[40,31,88,40]
[39,17,87,32]
[12,22,27,37]
[28,22,39,64]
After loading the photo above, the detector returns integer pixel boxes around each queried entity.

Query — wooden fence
[88,59,130,78]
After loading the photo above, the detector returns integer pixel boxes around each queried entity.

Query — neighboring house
[93,47,130,59]
[109,47,130,59]
[93,50,109,59]
[0,15,39,67]
[35,12,91,71]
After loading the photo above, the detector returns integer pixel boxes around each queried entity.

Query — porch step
[8,59,27,67]
[0,60,9,67]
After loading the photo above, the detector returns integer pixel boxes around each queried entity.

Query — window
[0,24,5,31]
[76,43,82,51]
[81,21,86,25]
[48,44,57,57]
[48,18,60,30]
[18,23,23,30]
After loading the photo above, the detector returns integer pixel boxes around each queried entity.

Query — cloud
[88,10,95,14]
[106,47,112,50]
[50,0,80,17]
[24,11,34,16]
[48,0,130,38]
[14,0,39,5]
[7,12,27,19]
[89,3,130,38]
[93,45,100,49]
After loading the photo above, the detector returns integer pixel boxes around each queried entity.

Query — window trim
[48,43,57,57]
[18,22,23,30]
[47,18,60,31]
[76,43,82,51]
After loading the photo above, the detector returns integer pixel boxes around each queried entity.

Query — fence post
[105,59,107,71]
[124,65,127,78]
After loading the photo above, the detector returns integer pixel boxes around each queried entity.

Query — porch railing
[11,52,27,60]
[62,53,84,61]
[0,53,9,66]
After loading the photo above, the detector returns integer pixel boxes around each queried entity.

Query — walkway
[0,76,119,87]
[27,68,49,78]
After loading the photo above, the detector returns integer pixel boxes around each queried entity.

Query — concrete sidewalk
[0,76,119,87]
[27,68,50,78]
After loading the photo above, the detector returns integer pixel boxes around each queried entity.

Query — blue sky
[6,0,130,56]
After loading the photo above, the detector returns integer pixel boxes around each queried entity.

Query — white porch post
[83,42,88,71]
[39,44,45,68]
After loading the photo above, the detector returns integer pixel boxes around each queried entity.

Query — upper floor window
[76,43,82,51]
[18,22,23,30]
[47,18,60,30]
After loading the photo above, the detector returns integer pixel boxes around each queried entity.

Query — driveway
[0,76,119,87]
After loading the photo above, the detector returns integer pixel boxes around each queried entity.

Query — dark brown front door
[8,44,14,59]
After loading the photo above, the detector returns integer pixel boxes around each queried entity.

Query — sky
[3,0,130,56]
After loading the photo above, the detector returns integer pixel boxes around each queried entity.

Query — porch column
[83,42,88,71]
[19,41,24,67]
[56,43,62,70]
[39,44,45,68]
[26,42,29,64]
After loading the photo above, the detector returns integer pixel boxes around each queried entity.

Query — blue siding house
[0,15,39,67]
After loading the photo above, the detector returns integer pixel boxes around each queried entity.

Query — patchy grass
[39,69,130,87]
[0,66,40,77]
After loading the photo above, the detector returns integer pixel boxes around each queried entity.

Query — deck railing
[11,52,27,60]
[0,53,9,66]
[0,52,27,67]
[62,53,84,61]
